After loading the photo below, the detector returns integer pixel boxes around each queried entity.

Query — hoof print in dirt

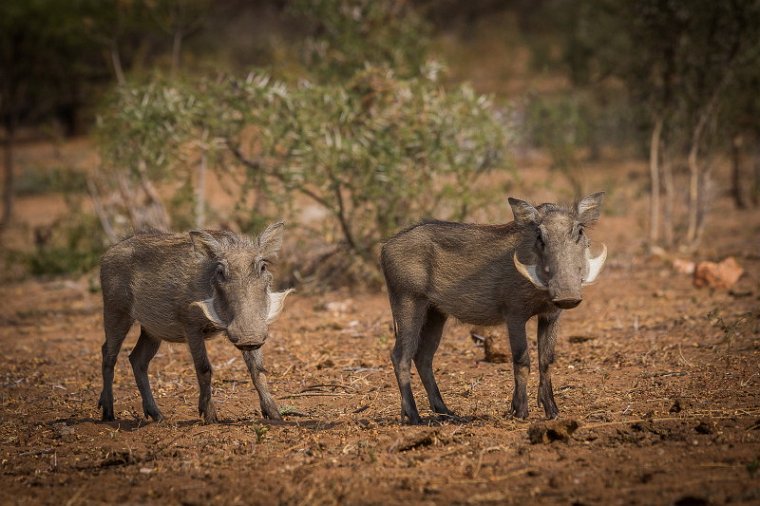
[527,419,580,444]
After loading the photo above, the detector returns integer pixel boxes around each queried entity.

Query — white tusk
[513,251,548,290]
[583,243,607,285]
[191,298,226,328]
[267,288,294,324]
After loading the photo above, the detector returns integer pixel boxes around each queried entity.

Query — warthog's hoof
[401,413,423,425]
[509,403,529,420]
[144,407,164,422]
[98,398,115,422]
[201,403,219,424]
[262,407,283,421]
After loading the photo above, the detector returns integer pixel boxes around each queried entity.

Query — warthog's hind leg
[98,310,133,421]
[414,307,454,418]
[129,327,164,422]
[390,295,428,425]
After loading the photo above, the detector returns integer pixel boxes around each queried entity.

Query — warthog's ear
[508,198,539,226]
[267,288,294,324]
[190,230,221,259]
[576,192,605,225]
[257,221,285,260]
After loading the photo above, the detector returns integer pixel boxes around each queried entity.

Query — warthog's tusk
[191,298,226,328]
[582,243,607,285]
[267,288,294,324]
[513,252,548,290]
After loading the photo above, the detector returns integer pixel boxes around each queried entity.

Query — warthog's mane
[206,230,255,250]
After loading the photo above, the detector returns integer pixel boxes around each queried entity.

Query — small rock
[674,496,708,506]
[324,300,353,314]
[316,358,335,370]
[673,258,696,275]
[669,399,684,413]
[694,420,715,435]
[568,335,594,344]
[527,419,580,444]
[693,257,744,290]
[470,328,509,363]
[389,430,439,452]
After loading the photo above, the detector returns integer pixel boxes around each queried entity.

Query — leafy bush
[26,212,107,276]
[93,1,510,286]
[16,166,88,196]
[290,0,430,81]
[95,65,509,285]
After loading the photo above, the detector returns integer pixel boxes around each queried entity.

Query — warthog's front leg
[187,330,218,424]
[242,348,282,420]
[537,312,560,419]
[507,318,530,419]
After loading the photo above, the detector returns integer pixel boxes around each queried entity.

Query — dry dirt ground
[1,155,760,505]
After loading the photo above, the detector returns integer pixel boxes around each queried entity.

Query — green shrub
[16,166,88,196]
[96,65,509,286]
[26,212,106,276]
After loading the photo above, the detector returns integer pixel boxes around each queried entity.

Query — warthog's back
[380,220,538,325]
[101,231,206,343]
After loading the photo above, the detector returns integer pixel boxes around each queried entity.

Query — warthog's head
[190,222,293,350]
[509,193,607,309]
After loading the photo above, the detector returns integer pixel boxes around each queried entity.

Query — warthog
[98,222,293,423]
[380,193,607,424]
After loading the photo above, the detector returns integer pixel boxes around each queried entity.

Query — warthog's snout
[552,297,582,309]
[229,331,267,349]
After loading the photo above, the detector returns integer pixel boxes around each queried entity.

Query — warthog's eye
[256,260,269,276]
[536,234,545,250]
[215,263,227,282]
[576,226,584,243]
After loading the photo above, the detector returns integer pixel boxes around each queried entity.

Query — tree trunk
[686,69,733,246]
[695,167,711,245]
[86,178,118,244]
[686,139,700,245]
[111,41,126,86]
[195,151,206,228]
[171,30,182,78]
[649,117,663,245]
[753,138,760,207]
[731,134,745,209]
[1,118,15,229]
[662,149,675,247]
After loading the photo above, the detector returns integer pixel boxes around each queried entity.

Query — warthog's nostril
[228,335,240,344]
[552,298,582,309]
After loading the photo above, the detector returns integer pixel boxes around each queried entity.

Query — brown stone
[693,257,743,290]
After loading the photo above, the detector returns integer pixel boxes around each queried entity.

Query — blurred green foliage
[97,65,508,280]
[26,211,107,276]
[15,166,88,196]
[92,1,509,285]
[8,0,760,278]
[291,0,430,81]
